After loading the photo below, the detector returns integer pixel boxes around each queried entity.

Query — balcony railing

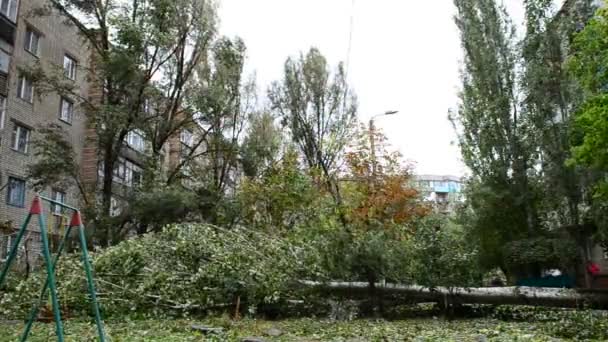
[0,72,8,96]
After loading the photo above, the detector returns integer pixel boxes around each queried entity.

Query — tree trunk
[298,280,608,309]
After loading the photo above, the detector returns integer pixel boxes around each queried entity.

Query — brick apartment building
[0,0,91,261]
[0,0,195,263]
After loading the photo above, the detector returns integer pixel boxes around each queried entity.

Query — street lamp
[372,110,399,119]
[369,110,399,177]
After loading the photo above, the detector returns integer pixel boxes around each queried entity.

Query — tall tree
[196,37,252,195]
[167,37,252,190]
[451,0,540,275]
[241,111,283,179]
[268,47,357,207]
[568,5,608,237]
[521,0,598,229]
[163,37,256,225]
[28,0,218,245]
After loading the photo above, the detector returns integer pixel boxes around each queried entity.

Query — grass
[0,316,589,341]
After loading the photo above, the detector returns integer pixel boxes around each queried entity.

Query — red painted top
[70,211,83,227]
[29,196,42,214]
[587,262,601,276]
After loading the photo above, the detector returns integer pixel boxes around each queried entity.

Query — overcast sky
[218,1,529,176]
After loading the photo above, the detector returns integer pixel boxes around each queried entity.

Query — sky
[218,1,529,176]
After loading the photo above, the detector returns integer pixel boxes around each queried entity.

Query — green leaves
[567,6,608,234]
[3,314,605,341]
[452,0,602,275]
[238,150,328,232]
[241,112,283,179]
[568,6,608,171]
[0,223,305,318]
[409,217,482,288]
[570,94,608,170]
[568,7,608,95]
[27,124,80,191]
[503,237,578,270]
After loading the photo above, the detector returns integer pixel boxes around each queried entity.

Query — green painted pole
[21,225,73,342]
[0,213,32,288]
[35,198,65,341]
[73,211,106,342]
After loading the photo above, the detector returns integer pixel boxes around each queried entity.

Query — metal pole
[369,118,377,178]
[36,204,65,341]
[21,226,73,341]
[37,195,81,212]
[0,213,32,288]
[74,211,106,342]
[368,110,398,182]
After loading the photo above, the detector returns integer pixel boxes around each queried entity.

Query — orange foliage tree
[343,124,429,236]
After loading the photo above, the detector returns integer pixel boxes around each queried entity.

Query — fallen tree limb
[298,280,608,309]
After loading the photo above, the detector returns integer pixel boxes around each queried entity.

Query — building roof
[415,174,463,183]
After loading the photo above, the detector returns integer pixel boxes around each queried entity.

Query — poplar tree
[452,0,540,274]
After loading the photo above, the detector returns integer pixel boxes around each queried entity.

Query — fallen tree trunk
[299,280,608,309]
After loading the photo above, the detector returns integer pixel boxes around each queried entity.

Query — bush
[503,237,578,272]
[408,217,482,288]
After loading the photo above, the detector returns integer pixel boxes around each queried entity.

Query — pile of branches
[0,224,307,318]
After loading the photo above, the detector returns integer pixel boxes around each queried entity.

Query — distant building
[415,175,464,214]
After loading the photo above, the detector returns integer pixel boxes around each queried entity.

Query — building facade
[0,0,195,260]
[0,0,90,262]
[415,174,464,215]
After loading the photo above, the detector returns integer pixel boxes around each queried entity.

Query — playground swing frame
[0,195,106,342]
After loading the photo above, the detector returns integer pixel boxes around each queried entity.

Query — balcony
[0,13,16,46]
[0,72,7,96]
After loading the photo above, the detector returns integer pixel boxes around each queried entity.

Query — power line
[345,0,355,81]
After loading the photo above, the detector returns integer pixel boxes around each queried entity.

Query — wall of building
[0,0,90,261]
[415,174,464,214]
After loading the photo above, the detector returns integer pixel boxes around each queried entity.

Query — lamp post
[369,110,399,177]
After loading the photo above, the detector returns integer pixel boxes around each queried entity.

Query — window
[143,98,151,114]
[17,75,33,102]
[0,50,9,73]
[125,160,142,187]
[1,234,12,261]
[0,96,5,130]
[51,190,66,215]
[113,158,126,182]
[63,55,77,80]
[6,177,25,207]
[11,123,30,153]
[180,129,193,147]
[110,197,121,217]
[0,0,18,22]
[97,161,105,177]
[104,158,142,187]
[59,97,73,123]
[24,28,41,56]
[126,130,147,152]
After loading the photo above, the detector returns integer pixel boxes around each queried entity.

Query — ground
[0,317,597,341]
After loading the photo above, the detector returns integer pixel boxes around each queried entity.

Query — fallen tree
[0,224,302,319]
[299,280,608,309]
